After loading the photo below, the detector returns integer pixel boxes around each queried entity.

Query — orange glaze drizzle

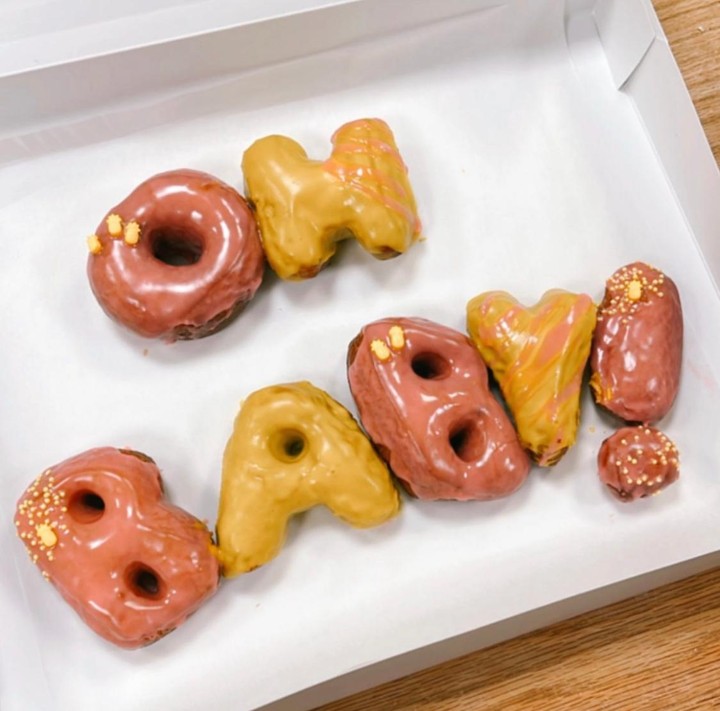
[323,119,422,237]
[467,289,597,466]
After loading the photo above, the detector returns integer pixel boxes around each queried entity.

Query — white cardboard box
[1,1,720,709]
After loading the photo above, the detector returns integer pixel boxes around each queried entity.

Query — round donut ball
[597,425,680,502]
[87,169,265,342]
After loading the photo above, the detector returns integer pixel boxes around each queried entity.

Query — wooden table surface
[318,2,720,709]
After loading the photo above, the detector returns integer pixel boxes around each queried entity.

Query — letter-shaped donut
[347,317,530,501]
[87,169,265,342]
[216,381,400,577]
[14,448,220,649]
[590,262,683,423]
[241,118,422,280]
[467,290,597,466]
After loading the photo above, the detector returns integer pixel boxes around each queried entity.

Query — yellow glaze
[242,118,421,280]
[467,289,597,466]
[216,381,400,577]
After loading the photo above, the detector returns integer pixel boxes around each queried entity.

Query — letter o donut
[87,169,265,342]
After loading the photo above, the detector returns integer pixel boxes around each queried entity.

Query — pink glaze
[597,426,680,502]
[87,169,264,342]
[347,317,530,501]
[14,448,219,649]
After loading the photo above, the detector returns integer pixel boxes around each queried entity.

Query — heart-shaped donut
[467,289,597,466]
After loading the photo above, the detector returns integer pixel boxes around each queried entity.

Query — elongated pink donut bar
[347,317,530,501]
[590,262,683,423]
[87,169,264,342]
[14,447,220,649]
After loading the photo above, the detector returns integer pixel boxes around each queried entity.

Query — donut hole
[270,429,308,463]
[449,418,487,463]
[411,352,451,380]
[125,563,165,600]
[67,490,106,524]
[150,227,204,266]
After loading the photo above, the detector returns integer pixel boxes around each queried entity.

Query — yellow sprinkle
[627,280,643,301]
[35,523,58,549]
[106,213,124,237]
[87,234,103,255]
[388,325,405,350]
[124,220,141,246]
[370,339,391,362]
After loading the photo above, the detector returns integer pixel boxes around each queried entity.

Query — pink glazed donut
[87,169,264,342]
[14,447,220,648]
[347,317,530,501]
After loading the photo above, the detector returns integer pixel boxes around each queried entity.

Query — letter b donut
[14,448,220,649]
[347,317,530,500]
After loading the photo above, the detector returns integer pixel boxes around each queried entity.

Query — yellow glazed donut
[242,118,422,280]
[467,289,597,466]
[216,381,400,577]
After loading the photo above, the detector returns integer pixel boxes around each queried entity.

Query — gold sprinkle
[124,220,141,246]
[35,523,58,548]
[87,234,103,255]
[627,280,643,301]
[106,213,124,237]
[370,339,391,361]
[388,325,405,350]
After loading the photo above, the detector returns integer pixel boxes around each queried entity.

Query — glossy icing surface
[347,317,530,500]
[242,118,421,280]
[217,381,399,577]
[14,447,219,649]
[590,262,683,423]
[597,426,680,502]
[87,169,264,342]
[467,289,597,466]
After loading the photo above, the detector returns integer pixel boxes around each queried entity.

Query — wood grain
[654,0,720,164]
[317,2,720,709]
